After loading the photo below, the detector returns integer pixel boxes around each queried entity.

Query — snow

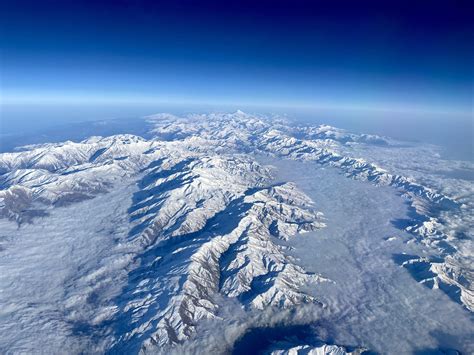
[270,344,363,355]
[0,111,472,354]
[262,157,473,354]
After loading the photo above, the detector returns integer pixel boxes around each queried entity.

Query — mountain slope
[0,111,472,353]
[146,111,473,312]
[0,128,327,353]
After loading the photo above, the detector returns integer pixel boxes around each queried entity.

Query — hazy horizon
[1,102,472,161]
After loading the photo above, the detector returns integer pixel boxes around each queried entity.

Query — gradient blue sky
[1,0,473,113]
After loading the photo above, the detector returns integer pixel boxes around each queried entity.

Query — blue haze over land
[1,103,472,161]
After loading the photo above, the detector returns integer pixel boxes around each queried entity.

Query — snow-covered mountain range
[0,111,472,354]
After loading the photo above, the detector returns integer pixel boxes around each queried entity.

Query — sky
[1,0,473,114]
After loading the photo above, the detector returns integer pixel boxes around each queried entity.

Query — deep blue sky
[1,0,473,113]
